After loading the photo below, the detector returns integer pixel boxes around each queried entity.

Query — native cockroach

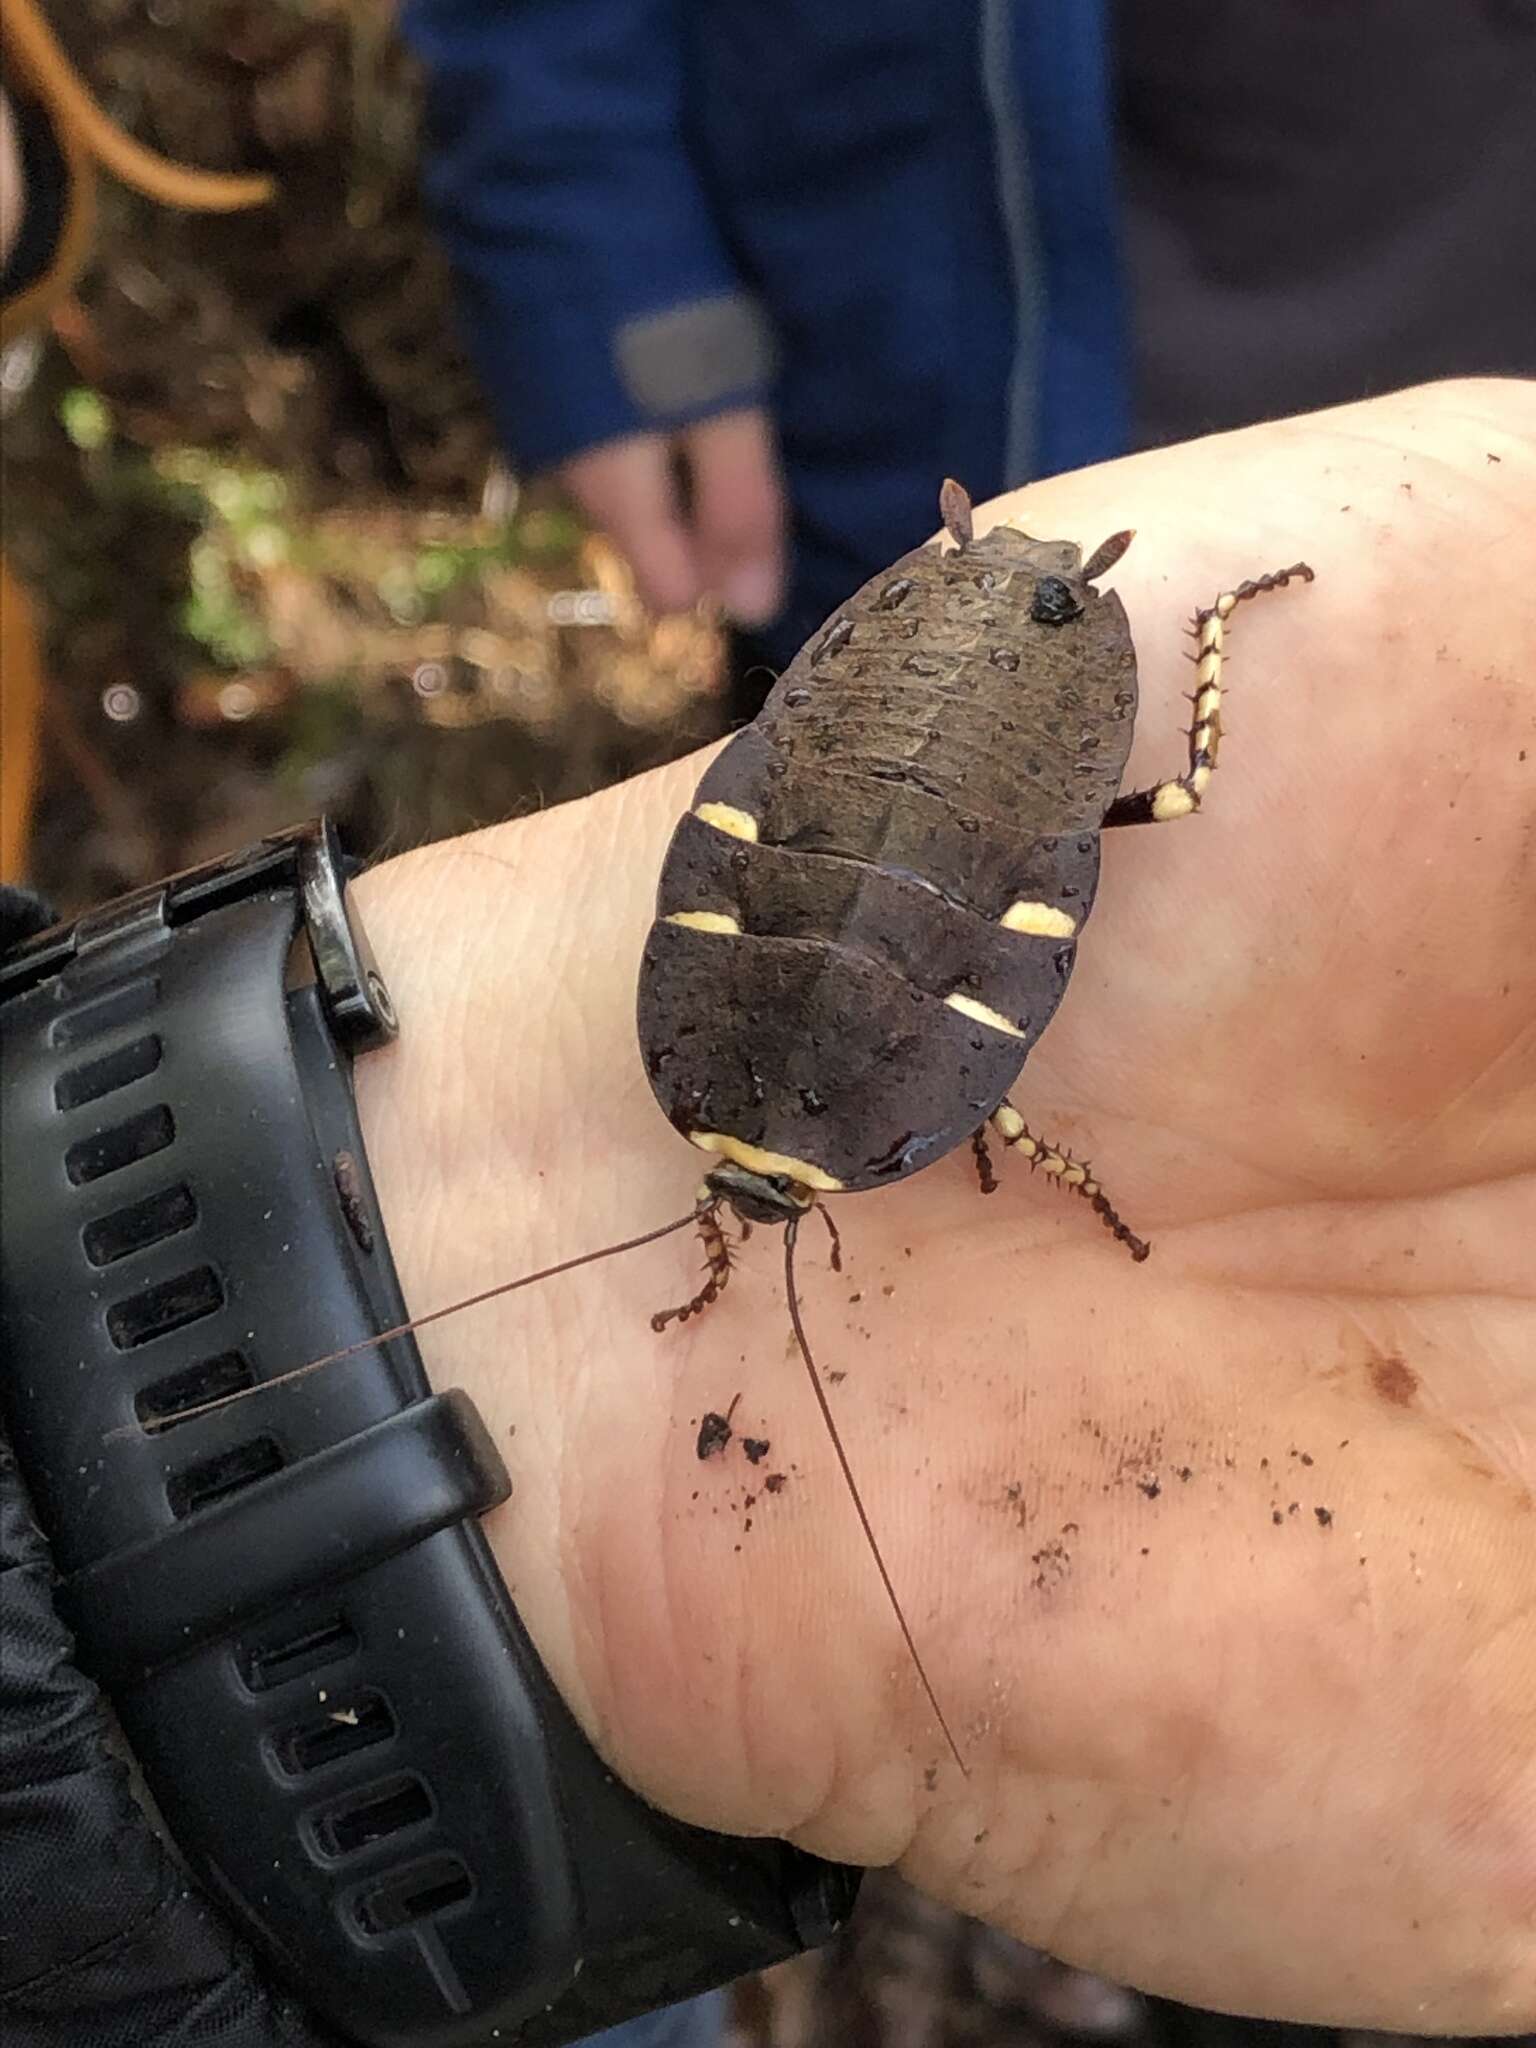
[142,481,1313,1775]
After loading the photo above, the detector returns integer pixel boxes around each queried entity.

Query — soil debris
[697,1393,741,1460]
[1369,1354,1419,1407]
[1030,1539,1071,1591]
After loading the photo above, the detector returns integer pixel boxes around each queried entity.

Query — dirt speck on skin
[764,1472,788,1494]
[1370,1354,1419,1407]
[742,1437,770,1464]
[697,1399,739,1460]
[828,1369,847,1385]
[1031,1538,1071,1591]
[1137,1476,1161,1501]
[924,1764,939,1791]
[1315,1507,1333,1528]
[1272,1510,1284,1526]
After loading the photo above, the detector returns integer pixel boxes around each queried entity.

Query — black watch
[0,820,858,2048]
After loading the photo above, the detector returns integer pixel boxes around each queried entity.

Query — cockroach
[136,480,1313,1776]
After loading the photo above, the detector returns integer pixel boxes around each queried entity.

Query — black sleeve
[0,90,69,305]
[0,888,344,2048]
[0,1448,346,2048]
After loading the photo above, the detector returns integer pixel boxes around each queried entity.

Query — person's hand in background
[558,406,786,630]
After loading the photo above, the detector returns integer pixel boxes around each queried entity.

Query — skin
[559,405,787,626]
[351,380,1536,2032]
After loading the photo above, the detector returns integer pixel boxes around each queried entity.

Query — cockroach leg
[970,1127,999,1196]
[818,1201,844,1273]
[1103,561,1313,827]
[988,1102,1150,1261]
[651,1200,734,1332]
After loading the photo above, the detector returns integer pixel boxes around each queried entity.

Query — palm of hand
[362,385,1534,2030]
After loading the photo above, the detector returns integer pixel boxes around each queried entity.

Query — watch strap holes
[107,1263,223,1349]
[136,1348,253,1430]
[49,975,159,1049]
[353,1853,473,1936]
[54,1033,162,1112]
[166,1432,283,1519]
[85,1181,196,1267]
[65,1102,174,1184]
[242,1612,358,1692]
[277,1691,395,1775]
[315,1774,434,1859]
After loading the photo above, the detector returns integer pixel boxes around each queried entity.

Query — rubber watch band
[0,821,859,2048]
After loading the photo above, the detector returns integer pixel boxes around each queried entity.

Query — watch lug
[299,818,397,1052]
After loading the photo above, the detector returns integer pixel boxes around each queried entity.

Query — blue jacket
[403,1,1129,663]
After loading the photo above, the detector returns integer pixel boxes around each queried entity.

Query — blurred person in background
[404,0,1536,714]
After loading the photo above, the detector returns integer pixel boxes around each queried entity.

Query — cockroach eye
[1031,575,1083,626]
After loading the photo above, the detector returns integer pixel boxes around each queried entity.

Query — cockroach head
[703,1162,817,1227]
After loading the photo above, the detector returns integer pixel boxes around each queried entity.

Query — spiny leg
[819,1202,844,1273]
[971,1127,999,1196]
[988,1102,1150,1261]
[1104,561,1314,827]
[651,1199,733,1332]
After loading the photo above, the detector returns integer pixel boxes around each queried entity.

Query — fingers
[557,408,786,627]
[559,432,702,616]
[680,408,786,628]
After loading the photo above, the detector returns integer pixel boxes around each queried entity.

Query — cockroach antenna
[104,1207,703,1441]
[783,1217,968,1778]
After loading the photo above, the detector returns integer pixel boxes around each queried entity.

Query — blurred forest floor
[0,10,1521,2048]
[5,0,723,915]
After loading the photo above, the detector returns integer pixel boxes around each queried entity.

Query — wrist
[348,768,920,1862]
[351,746,987,1875]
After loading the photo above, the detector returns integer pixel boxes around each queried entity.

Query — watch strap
[1,824,857,2048]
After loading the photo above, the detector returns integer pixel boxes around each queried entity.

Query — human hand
[353,380,1536,2033]
[557,405,786,627]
